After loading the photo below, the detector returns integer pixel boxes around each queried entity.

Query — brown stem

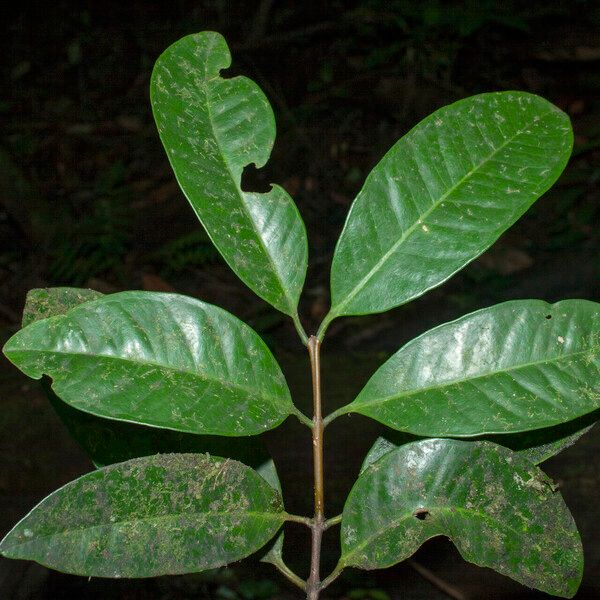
[306,335,324,600]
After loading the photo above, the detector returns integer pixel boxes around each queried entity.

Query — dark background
[0,1,598,599]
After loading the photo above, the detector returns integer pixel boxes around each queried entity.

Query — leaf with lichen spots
[341,439,582,598]
[338,299,600,436]
[327,92,572,320]
[0,453,286,577]
[22,287,104,327]
[151,31,307,317]
[3,291,297,436]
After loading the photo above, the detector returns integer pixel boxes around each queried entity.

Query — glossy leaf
[151,31,307,317]
[0,453,286,577]
[3,291,297,436]
[19,287,285,477]
[341,439,582,598]
[339,299,600,436]
[327,92,572,319]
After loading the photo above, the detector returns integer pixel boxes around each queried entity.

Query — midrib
[352,345,598,411]
[15,348,277,406]
[332,110,553,315]
[202,76,294,314]
[5,511,284,550]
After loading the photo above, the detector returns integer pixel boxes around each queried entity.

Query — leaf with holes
[326,92,572,321]
[0,453,286,576]
[151,31,307,318]
[3,291,298,436]
[340,439,582,598]
[336,300,600,436]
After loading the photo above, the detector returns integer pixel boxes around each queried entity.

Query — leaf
[151,32,307,317]
[341,439,582,598]
[361,410,597,474]
[3,291,297,436]
[18,287,286,477]
[46,381,282,480]
[260,531,285,567]
[339,299,600,436]
[327,92,572,319]
[0,453,286,577]
[360,435,417,475]
[22,287,104,327]
[513,427,595,464]
[489,412,597,464]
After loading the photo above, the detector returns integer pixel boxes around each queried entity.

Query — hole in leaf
[546,315,552,319]
[413,508,430,521]
[241,163,272,193]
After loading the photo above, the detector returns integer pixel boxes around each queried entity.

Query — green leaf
[327,92,572,320]
[0,453,286,577]
[361,411,597,473]
[3,291,297,436]
[18,287,286,478]
[360,434,417,475]
[22,287,104,327]
[46,381,282,478]
[260,530,285,567]
[151,32,307,317]
[338,299,600,436]
[489,413,597,464]
[341,439,582,598]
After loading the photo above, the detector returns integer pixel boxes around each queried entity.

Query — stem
[324,514,342,529]
[316,311,335,342]
[320,563,344,590]
[293,312,309,346]
[306,335,325,600]
[323,405,349,427]
[293,407,314,428]
[285,513,313,527]
[272,561,307,591]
